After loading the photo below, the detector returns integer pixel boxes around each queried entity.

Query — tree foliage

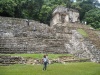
[0,0,100,29]
[0,0,16,17]
[0,0,70,24]
[84,8,100,29]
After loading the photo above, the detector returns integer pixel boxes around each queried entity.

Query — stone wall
[0,16,68,54]
[51,6,79,26]
[0,55,90,65]
[0,16,51,53]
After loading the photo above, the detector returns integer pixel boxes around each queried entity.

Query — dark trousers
[43,62,48,70]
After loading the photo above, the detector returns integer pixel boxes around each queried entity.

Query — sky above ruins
[73,0,100,3]
[98,0,100,3]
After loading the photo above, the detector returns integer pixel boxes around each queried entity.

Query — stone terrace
[0,16,100,63]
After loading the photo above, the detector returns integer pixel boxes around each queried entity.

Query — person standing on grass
[42,55,48,70]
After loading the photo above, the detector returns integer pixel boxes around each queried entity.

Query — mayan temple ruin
[0,6,100,63]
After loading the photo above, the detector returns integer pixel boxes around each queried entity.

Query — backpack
[43,58,48,62]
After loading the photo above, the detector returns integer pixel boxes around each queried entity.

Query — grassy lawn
[0,62,100,75]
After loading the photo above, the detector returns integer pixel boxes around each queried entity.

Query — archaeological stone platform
[0,16,100,63]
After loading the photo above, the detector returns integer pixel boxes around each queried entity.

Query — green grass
[77,29,88,37]
[0,54,73,59]
[0,62,100,75]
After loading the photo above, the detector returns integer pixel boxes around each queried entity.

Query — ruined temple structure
[0,6,100,63]
[51,6,79,26]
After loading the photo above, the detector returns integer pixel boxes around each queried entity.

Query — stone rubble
[0,55,90,65]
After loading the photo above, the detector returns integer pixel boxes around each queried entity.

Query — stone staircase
[65,23,100,49]
[0,16,100,55]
